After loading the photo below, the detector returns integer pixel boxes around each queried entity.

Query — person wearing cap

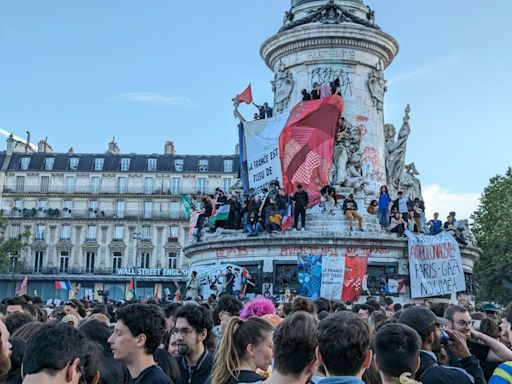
[444,305,512,381]
[481,303,499,319]
[398,306,485,384]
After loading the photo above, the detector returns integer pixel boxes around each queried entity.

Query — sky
[1,0,511,220]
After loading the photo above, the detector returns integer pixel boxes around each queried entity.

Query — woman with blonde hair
[211,316,274,384]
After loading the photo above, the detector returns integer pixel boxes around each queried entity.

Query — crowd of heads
[0,291,511,384]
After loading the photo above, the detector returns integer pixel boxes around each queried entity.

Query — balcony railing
[2,209,187,220]
[3,185,223,196]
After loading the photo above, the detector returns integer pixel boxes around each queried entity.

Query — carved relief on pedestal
[272,62,295,114]
[368,61,387,112]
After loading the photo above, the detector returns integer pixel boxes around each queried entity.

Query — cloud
[388,53,462,86]
[422,184,480,221]
[0,27,23,44]
[111,92,192,107]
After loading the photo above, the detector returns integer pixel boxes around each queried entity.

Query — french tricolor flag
[54,281,72,290]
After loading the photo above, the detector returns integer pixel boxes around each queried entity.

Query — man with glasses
[21,322,90,384]
[173,304,213,384]
[399,306,484,384]
[445,305,512,381]
[108,303,171,383]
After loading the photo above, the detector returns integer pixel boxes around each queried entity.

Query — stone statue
[231,95,246,122]
[331,117,352,184]
[368,61,387,112]
[384,105,411,191]
[399,163,423,201]
[271,62,295,114]
[344,149,366,193]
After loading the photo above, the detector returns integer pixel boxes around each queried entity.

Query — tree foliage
[473,167,512,304]
[0,216,30,274]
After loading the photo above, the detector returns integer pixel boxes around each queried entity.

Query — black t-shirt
[132,365,173,384]
[227,370,265,384]
[226,272,234,288]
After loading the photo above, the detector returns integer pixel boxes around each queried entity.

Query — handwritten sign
[407,232,466,298]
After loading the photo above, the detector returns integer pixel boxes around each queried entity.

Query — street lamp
[133,227,142,300]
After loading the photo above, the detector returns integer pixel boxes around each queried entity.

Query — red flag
[342,256,368,302]
[238,84,253,105]
[154,286,159,300]
[279,95,344,206]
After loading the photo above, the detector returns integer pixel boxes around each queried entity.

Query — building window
[223,177,232,192]
[168,252,178,269]
[140,252,150,269]
[94,158,104,171]
[198,159,209,172]
[170,202,180,219]
[171,177,181,194]
[116,201,125,218]
[69,157,79,170]
[141,225,151,241]
[112,252,123,270]
[144,177,154,194]
[85,251,95,273]
[143,201,152,218]
[37,200,47,217]
[114,225,124,240]
[59,251,70,273]
[40,176,50,193]
[10,224,20,238]
[197,177,207,194]
[13,200,22,217]
[224,159,233,173]
[20,157,30,170]
[87,225,97,241]
[63,200,72,217]
[91,177,100,194]
[117,177,127,194]
[174,159,184,172]
[15,176,25,193]
[36,225,45,241]
[169,225,178,238]
[34,251,44,273]
[147,158,157,171]
[89,200,98,218]
[120,158,130,171]
[65,176,75,193]
[61,225,71,241]
[44,157,55,170]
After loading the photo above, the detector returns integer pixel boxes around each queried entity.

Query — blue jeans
[246,223,263,235]
[378,208,389,227]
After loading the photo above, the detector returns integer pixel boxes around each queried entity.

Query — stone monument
[183,0,480,303]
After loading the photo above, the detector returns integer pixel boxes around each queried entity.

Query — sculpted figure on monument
[399,163,423,201]
[272,62,295,114]
[368,61,387,112]
[384,105,411,191]
[331,117,352,184]
[344,149,366,193]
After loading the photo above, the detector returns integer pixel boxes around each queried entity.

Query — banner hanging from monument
[243,113,289,192]
[279,95,344,205]
[407,231,466,298]
[243,95,343,197]
[297,255,345,300]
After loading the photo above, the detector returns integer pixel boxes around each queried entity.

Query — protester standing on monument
[393,191,410,222]
[292,184,309,231]
[378,185,392,229]
[186,271,199,300]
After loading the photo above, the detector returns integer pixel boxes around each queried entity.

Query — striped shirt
[490,361,512,384]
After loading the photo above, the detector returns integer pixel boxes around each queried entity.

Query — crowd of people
[2,292,512,383]
[193,183,468,246]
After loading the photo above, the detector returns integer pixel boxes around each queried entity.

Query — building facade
[0,138,239,301]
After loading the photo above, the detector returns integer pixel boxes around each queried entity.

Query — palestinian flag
[180,194,194,220]
[210,204,230,224]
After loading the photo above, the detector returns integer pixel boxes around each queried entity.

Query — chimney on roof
[164,141,176,155]
[108,137,120,155]
[68,147,75,155]
[38,138,53,153]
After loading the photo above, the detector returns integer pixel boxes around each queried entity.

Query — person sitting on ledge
[343,194,364,231]
[367,199,378,215]
[267,207,282,233]
[246,211,264,237]
[389,212,406,237]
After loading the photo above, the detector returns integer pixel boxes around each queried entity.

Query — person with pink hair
[240,297,276,320]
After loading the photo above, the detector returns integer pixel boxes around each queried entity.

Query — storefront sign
[115,268,189,277]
